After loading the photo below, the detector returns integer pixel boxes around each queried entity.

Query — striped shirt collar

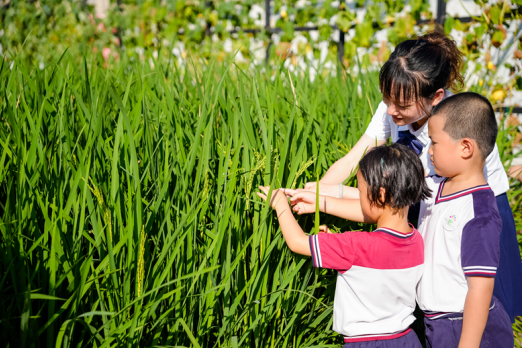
[435,178,491,204]
[374,224,416,239]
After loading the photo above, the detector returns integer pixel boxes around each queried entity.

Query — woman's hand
[257,186,289,211]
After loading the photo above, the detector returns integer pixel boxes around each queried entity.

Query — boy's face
[428,115,462,177]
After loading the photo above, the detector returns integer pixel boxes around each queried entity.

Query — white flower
[290,34,307,54]
[224,38,233,53]
[356,8,366,23]
[449,28,464,47]
[39,61,44,70]
[319,41,329,64]
[296,0,310,9]
[235,51,247,63]
[225,20,233,32]
[329,14,338,27]
[495,65,512,85]
[250,38,265,62]
[318,18,328,26]
[249,4,265,27]
[271,33,281,46]
[331,29,340,43]
[374,28,388,44]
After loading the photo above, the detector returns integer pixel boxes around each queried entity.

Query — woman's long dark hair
[379,31,464,112]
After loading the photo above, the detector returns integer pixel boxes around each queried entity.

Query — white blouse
[364,91,510,196]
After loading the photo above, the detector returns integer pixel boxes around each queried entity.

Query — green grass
[0,53,520,347]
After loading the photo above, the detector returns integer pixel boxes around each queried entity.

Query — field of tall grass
[0,53,521,347]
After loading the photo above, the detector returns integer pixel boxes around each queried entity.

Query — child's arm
[284,190,372,223]
[458,277,495,348]
[257,186,311,256]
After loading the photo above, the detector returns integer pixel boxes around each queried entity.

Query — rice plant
[0,53,520,348]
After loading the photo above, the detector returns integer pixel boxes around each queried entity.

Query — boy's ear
[460,138,475,159]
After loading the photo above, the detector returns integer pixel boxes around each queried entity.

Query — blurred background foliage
[1,0,522,104]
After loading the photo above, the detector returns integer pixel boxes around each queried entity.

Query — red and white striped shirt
[309,226,424,342]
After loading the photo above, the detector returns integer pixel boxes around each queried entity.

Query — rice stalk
[137,225,146,298]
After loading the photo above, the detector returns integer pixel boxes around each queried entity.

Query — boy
[417,92,514,347]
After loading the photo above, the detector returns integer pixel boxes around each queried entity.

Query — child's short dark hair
[359,143,432,212]
[430,92,497,160]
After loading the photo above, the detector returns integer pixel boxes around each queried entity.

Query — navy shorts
[494,193,522,322]
[342,329,422,348]
[424,296,514,348]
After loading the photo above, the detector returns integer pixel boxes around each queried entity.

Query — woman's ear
[431,88,445,106]
[460,138,474,159]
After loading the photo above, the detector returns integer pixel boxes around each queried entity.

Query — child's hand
[286,190,319,215]
[257,186,290,211]
[319,225,332,233]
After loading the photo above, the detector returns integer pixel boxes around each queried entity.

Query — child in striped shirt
[258,143,429,347]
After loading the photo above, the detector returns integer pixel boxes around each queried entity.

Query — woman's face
[382,96,430,126]
[382,88,445,127]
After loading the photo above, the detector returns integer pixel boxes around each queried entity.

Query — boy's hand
[285,190,319,215]
[319,225,332,233]
[257,186,290,211]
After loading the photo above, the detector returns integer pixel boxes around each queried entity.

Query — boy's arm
[458,213,501,348]
[458,277,495,348]
[257,186,311,256]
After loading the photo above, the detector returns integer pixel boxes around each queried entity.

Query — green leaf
[492,30,504,45]
[491,5,501,25]
[444,16,455,34]
[30,294,67,301]
[474,24,487,40]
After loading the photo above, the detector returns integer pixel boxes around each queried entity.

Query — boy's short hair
[430,92,497,160]
[359,143,432,212]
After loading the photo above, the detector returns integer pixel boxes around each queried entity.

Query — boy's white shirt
[364,90,510,196]
[416,176,500,315]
